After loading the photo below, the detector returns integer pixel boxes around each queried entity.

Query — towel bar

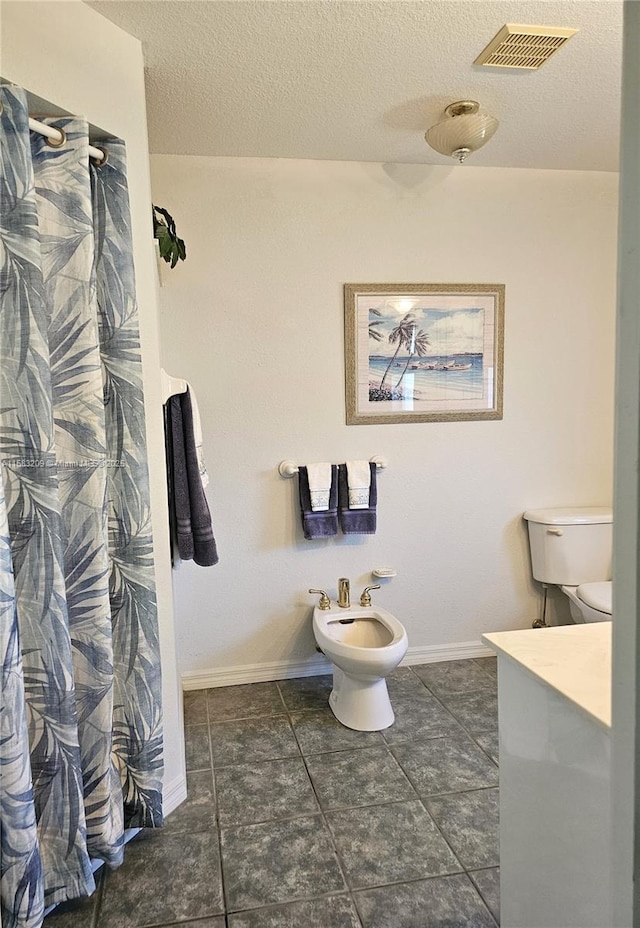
[278,457,387,478]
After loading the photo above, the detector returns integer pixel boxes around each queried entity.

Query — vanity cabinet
[483,623,612,928]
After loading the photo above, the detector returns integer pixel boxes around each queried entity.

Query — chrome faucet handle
[309,589,331,610]
[359,585,381,607]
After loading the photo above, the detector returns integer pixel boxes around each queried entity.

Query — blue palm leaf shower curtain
[0,85,163,928]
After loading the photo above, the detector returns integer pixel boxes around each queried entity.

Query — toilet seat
[561,582,612,623]
[576,581,612,616]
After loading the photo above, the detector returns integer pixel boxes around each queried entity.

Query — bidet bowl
[313,604,407,677]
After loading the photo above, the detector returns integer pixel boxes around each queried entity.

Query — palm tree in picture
[395,326,431,392]
[368,308,384,343]
[378,313,416,393]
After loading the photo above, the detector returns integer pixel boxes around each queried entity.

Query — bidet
[311,600,408,730]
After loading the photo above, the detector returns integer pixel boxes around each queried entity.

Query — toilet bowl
[561,581,612,624]
[312,604,408,731]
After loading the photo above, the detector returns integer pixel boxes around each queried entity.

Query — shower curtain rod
[29,116,105,162]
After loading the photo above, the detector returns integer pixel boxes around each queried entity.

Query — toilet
[312,604,408,731]
[523,507,613,623]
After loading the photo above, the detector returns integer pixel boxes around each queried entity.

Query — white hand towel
[306,462,333,511]
[187,383,209,489]
[346,460,371,509]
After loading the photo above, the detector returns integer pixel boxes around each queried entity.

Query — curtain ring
[45,126,66,149]
[91,146,109,167]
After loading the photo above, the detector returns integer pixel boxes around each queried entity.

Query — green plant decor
[152,205,186,268]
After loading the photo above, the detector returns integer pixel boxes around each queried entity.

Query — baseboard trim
[181,640,494,690]
[401,640,495,666]
[163,772,188,816]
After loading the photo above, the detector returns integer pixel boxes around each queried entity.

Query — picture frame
[344,283,505,425]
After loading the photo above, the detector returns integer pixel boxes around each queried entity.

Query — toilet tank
[523,507,613,585]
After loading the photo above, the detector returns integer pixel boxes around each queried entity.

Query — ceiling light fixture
[425,100,499,164]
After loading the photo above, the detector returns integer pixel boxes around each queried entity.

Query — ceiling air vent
[474,24,578,70]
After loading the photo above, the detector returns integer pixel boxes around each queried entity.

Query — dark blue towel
[167,389,219,566]
[298,465,338,539]
[338,462,377,534]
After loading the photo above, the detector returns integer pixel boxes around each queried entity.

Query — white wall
[2,2,185,809]
[150,155,618,683]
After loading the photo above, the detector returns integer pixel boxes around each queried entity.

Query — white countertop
[482,622,612,730]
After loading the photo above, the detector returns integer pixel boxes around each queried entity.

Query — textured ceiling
[88,0,623,170]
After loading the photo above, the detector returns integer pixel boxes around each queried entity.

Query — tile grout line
[383,675,499,795]
[407,787,471,881]
[91,863,107,928]
[348,869,500,926]
[213,783,497,836]
[403,683,501,876]
[468,870,501,928]
[471,656,499,684]
[137,912,227,927]
[225,887,370,918]
[274,679,289,713]
[416,790,498,876]
[206,690,228,921]
[222,870,501,919]
[407,666,500,769]
[277,679,365,928]
[387,745,499,801]
[257,779,497,817]
[209,680,352,916]
[402,675,501,926]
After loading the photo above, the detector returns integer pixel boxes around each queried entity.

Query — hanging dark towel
[338,462,377,534]
[167,389,218,566]
[298,465,338,539]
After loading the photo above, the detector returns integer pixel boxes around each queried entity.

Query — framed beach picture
[344,283,505,425]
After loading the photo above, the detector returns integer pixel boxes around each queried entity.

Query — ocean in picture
[368,354,484,402]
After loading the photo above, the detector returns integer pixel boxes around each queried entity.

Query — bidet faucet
[360,585,381,607]
[309,589,331,610]
[338,577,350,608]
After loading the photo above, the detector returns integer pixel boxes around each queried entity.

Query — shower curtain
[0,85,163,928]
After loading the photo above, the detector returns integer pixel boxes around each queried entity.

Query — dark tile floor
[44,657,500,928]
